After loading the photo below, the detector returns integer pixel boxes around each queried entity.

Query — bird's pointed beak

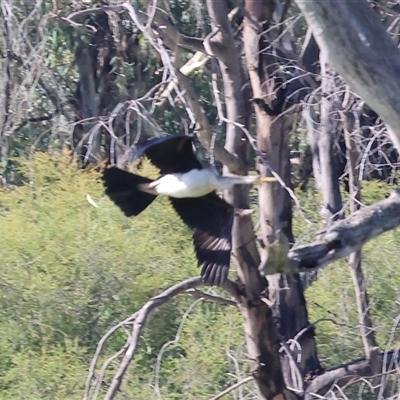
[259,176,278,183]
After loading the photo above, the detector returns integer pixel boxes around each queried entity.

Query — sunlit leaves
[0,152,247,399]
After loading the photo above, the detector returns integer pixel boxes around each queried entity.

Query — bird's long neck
[212,174,258,191]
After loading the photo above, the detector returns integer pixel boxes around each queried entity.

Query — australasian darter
[102,135,274,287]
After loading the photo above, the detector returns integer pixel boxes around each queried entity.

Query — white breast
[153,169,217,198]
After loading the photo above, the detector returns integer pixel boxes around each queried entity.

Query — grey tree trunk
[318,52,343,224]
[73,46,100,166]
[243,0,323,394]
[206,1,295,398]
[294,0,400,154]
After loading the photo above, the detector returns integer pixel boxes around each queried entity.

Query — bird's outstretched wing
[133,135,203,174]
[169,193,233,286]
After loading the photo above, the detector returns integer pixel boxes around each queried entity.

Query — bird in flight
[101,135,275,287]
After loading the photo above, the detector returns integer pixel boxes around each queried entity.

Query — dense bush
[0,153,251,399]
[0,153,399,399]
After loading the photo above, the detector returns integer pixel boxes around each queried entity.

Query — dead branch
[85,277,203,400]
[174,69,246,174]
[130,2,246,175]
[294,0,400,153]
[154,298,204,398]
[343,110,379,359]
[185,288,238,307]
[286,189,400,274]
[63,1,247,174]
[156,51,210,107]
[63,4,126,21]
[208,376,254,400]
[7,44,72,122]
[84,276,241,400]
[123,0,206,54]
[304,348,400,399]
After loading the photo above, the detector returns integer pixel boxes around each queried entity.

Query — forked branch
[84,277,240,400]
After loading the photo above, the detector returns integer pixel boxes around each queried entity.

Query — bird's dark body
[101,135,233,287]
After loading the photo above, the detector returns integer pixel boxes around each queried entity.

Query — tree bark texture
[205,0,264,297]
[288,188,400,272]
[205,1,294,398]
[73,45,100,165]
[343,115,378,356]
[318,52,343,224]
[294,0,400,154]
[243,0,323,394]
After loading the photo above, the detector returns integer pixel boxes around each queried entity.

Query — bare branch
[85,277,202,400]
[130,2,246,174]
[174,69,246,174]
[185,288,238,307]
[156,51,210,107]
[343,110,378,359]
[63,1,247,173]
[103,278,203,399]
[63,4,126,21]
[7,50,71,120]
[123,0,207,54]
[286,189,400,274]
[154,298,204,398]
[208,376,253,400]
[294,0,400,153]
[84,276,241,400]
[304,349,400,399]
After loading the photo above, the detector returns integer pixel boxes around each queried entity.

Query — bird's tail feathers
[102,167,157,217]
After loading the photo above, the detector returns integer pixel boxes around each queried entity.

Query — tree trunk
[318,52,343,224]
[73,45,100,166]
[206,1,294,398]
[294,0,400,154]
[243,0,323,394]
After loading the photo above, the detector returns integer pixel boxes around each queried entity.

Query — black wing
[170,193,233,286]
[133,135,203,174]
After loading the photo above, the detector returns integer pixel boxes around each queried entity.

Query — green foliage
[2,154,400,399]
[0,152,249,399]
[303,179,400,372]
[4,1,400,398]
[361,179,392,205]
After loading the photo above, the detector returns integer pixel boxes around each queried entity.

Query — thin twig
[154,298,204,399]
[208,376,253,400]
[85,277,202,400]
[185,288,237,307]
